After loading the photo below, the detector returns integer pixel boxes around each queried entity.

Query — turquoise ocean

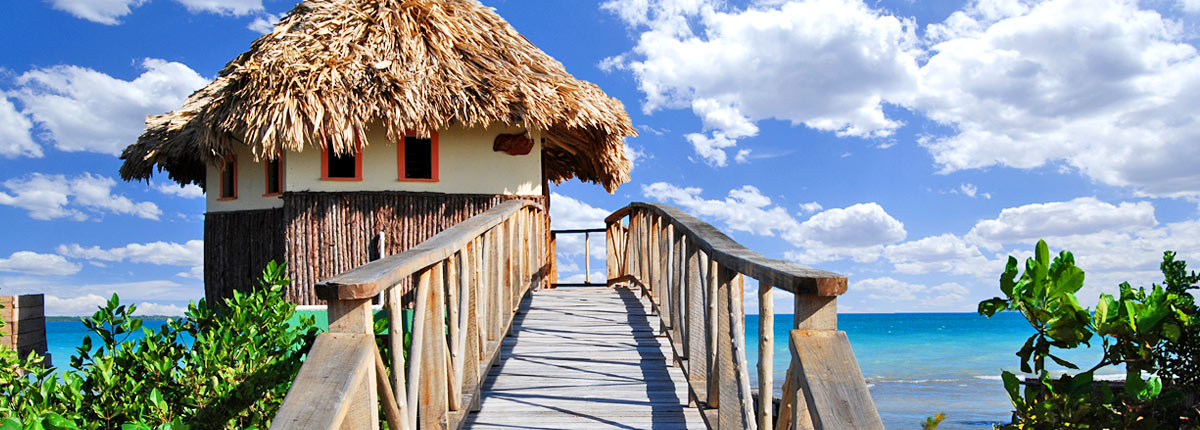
[45,312,1108,429]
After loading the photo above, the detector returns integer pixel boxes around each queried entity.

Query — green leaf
[0,418,21,430]
[1035,240,1050,279]
[1052,266,1085,298]
[1094,294,1116,328]
[1001,371,1022,406]
[977,297,1007,317]
[1163,322,1181,342]
[1046,352,1078,370]
[1001,256,1019,297]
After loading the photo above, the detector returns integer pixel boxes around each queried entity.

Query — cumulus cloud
[47,0,262,24]
[917,0,1200,198]
[56,240,203,267]
[549,193,609,259]
[44,294,186,316]
[642,182,904,263]
[605,0,1200,199]
[247,12,282,34]
[0,251,81,276]
[12,59,207,156]
[174,0,262,15]
[0,173,161,221]
[603,0,921,164]
[1,276,200,313]
[965,197,1156,249]
[879,196,1200,304]
[154,182,204,199]
[853,277,971,308]
[45,0,147,25]
[0,97,40,158]
[643,182,800,236]
[797,202,823,215]
[883,234,993,277]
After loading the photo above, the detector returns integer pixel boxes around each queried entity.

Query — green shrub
[0,261,317,430]
[979,241,1200,428]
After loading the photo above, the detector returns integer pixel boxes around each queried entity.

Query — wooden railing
[548,228,607,288]
[605,202,883,429]
[271,200,546,430]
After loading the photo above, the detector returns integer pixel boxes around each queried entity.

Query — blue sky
[2,0,1199,315]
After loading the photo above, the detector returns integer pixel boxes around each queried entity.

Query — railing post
[759,282,774,430]
[326,297,380,430]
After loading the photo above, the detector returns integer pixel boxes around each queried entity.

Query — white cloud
[176,265,204,279]
[849,277,973,311]
[642,182,904,263]
[1183,0,1200,13]
[0,251,81,276]
[643,182,800,236]
[785,202,906,263]
[154,182,204,198]
[56,240,203,267]
[798,202,823,214]
[247,12,282,33]
[45,0,147,25]
[0,173,161,221]
[44,294,186,316]
[607,0,1200,199]
[1,277,200,312]
[174,0,263,15]
[550,193,611,230]
[917,0,1200,198]
[883,234,993,277]
[605,0,921,163]
[549,193,610,259]
[0,97,40,158]
[12,59,207,156]
[965,197,1156,249]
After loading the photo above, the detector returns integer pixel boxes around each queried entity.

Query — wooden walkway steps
[463,287,706,430]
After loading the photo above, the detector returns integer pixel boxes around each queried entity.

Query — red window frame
[217,156,237,201]
[263,155,284,197]
[321,144,363,181]
[397,131,439,182]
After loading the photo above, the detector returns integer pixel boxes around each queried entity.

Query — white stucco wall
[206,123,543,213]
[205,143,284,212]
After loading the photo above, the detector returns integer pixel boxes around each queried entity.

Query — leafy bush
[979,241,1200,428]
[0,261,317,430]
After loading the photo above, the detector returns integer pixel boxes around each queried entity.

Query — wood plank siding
[204,191,546,306]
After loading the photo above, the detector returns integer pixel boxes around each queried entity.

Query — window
[264,156,283,196]
[218,156,237,200]
[322,144,362,181]
[398,132,438,181]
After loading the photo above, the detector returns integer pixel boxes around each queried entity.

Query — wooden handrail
[315,199,544,301]
[605,202,882,430]
[271,334,378,429]
[273,200,546,430]
[608,203,845,296]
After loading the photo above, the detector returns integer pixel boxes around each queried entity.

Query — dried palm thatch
[120,0,636,192]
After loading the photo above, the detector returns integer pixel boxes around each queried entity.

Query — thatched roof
[120,0,636,192]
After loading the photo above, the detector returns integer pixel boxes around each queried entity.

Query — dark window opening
[327,149,357,179]
[404,136,433,179]
[265,159,281,195]
[220,159,236,199]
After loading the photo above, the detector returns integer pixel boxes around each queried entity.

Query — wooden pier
[271,200,883,430]
[464,287,705,429]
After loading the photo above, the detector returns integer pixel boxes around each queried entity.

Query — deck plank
[463,288,707,430]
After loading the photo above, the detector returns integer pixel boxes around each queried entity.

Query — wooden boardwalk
[463,287,706,429]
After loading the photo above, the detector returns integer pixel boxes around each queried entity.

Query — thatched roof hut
[120,0,636,192]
